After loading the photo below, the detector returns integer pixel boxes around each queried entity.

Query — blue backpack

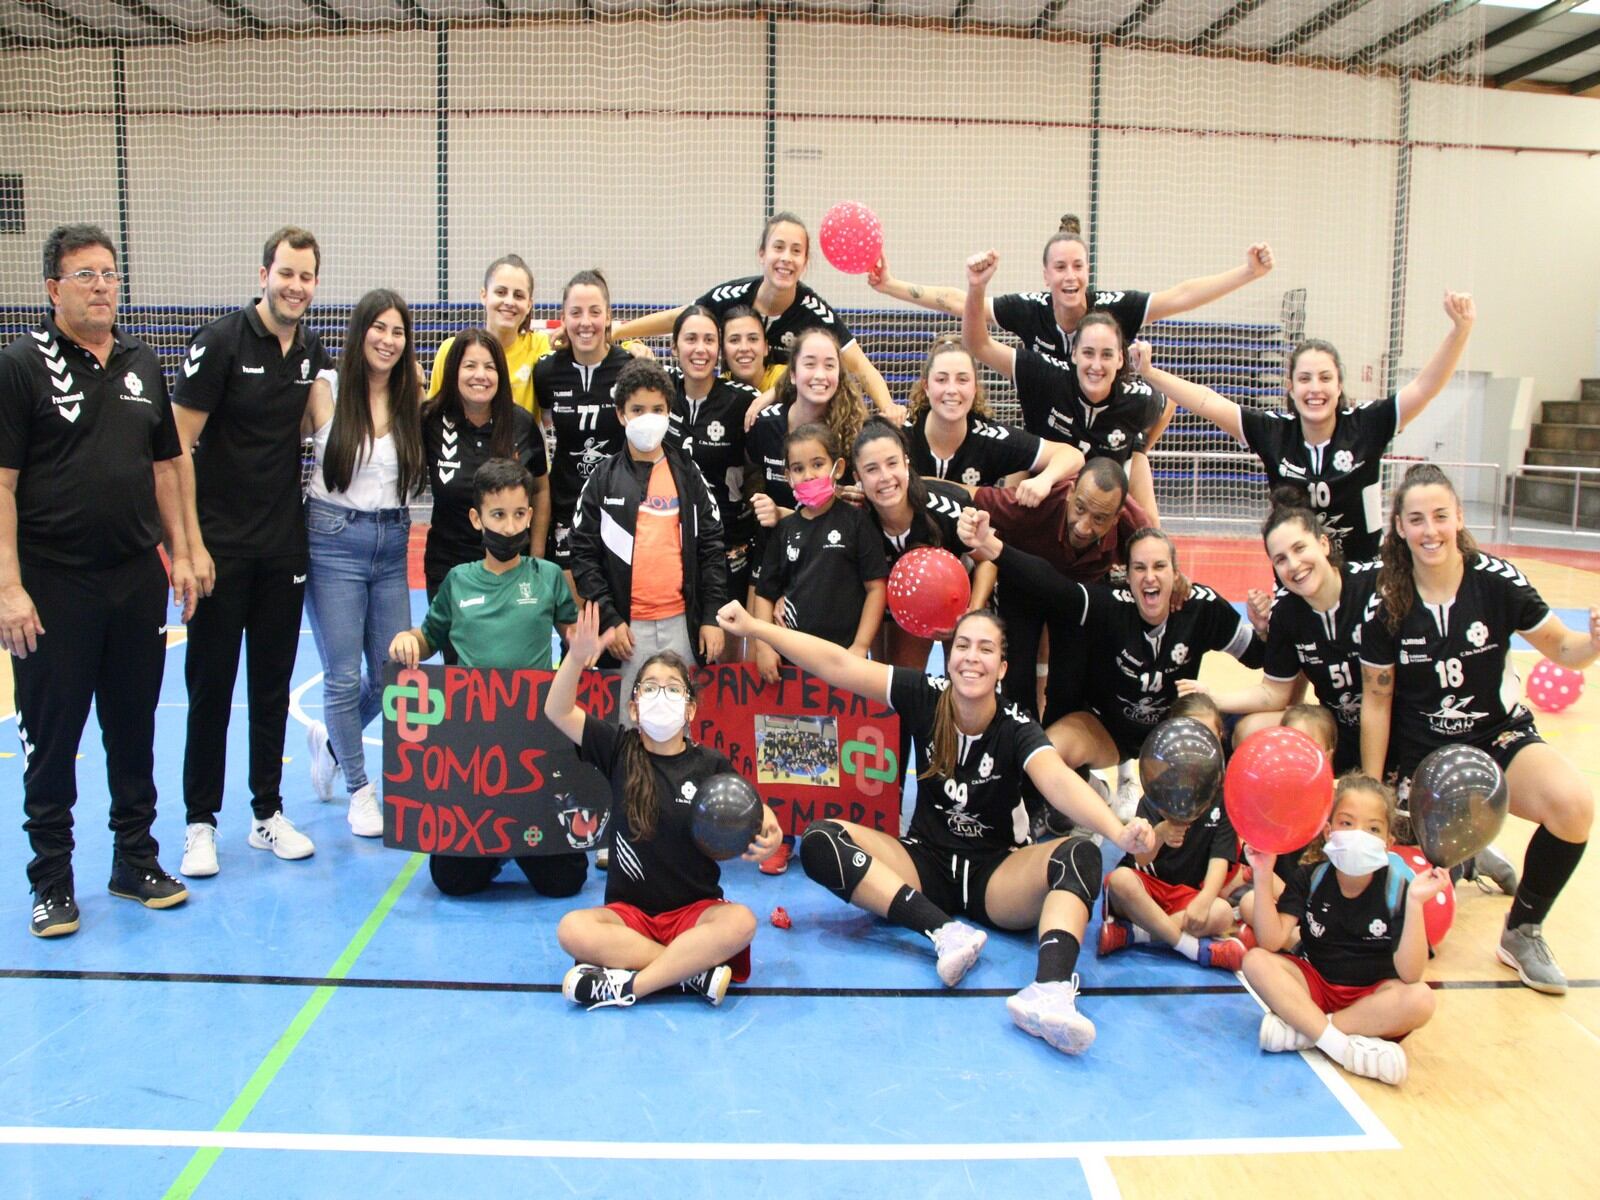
[1308,851,1416,923]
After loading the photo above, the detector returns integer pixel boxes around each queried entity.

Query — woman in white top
[302,288,426,837]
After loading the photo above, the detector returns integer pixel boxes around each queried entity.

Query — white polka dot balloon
[819,201,884,275]
[1526,657,1584,713]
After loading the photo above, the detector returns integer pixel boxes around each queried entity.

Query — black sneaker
[561,964,636,1010]
[678,964,733,1006]
[107,860,189,909]
[29,881,80,937]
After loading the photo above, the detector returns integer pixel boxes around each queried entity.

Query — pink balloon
[819,202,884,275]
[887,548,969,639]
[1526,657,1584,714]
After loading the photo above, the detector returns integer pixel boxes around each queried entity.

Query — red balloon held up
[1224,726,1333,855]
[886,547,971,640]
[1395,845,1455,947]
[819,202,884,275]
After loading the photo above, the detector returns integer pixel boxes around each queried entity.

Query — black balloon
[1138,717,1224,823]
[1407,745,1509,869]
[691,773,765,861]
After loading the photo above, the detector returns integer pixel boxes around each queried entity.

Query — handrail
[1505,464,1600,538]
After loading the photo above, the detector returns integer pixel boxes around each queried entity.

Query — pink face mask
[793,474,836,509]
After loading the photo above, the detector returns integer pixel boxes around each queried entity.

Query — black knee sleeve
[1047,836,1102,908]
[799,820,872,901]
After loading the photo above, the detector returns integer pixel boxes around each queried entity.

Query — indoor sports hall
[1,2,1598,1197]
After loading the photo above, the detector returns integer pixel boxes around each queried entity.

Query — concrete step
[1525,447,1600,470]
[1509,474,1600,527]
[1581,378,1600,405]
[1531,423,1600,453]
[1543,399,1600,425]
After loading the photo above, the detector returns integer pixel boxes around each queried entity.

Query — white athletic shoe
[1258,1013,1315,1053]
[347,784,383,838]
[1113,771,1141,823]
[1007,975,1097,1055]
[306,721,338,803]
[1340,1035,1407,1086]
[249,811,315,860]
[931,921,987,987]
[180,823,219,878]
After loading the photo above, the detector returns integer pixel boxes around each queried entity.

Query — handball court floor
[0,537,1596,1199]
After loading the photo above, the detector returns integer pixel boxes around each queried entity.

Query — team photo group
[2,210,1596,1094]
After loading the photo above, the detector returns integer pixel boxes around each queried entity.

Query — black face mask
[482,525,531,563]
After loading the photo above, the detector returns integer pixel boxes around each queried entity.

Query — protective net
[0,1,1484,548]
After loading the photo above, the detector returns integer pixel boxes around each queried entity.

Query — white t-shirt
[306,370,405,511]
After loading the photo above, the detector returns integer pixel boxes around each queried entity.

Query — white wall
[0,15,1596,406]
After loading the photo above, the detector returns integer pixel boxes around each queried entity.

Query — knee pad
[799,820,872,901]
[1047,836,1102,908]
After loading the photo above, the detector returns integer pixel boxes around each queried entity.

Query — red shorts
[1288,955,1384,1014]
[605,897,752,982]
[1130,872,1201,916]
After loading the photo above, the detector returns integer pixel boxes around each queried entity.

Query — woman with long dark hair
[420,330,549,650]
[302,288,426,838]
[1360,463,1598,994]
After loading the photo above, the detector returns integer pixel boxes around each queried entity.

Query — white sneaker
[1259,1012,1315,1053]
[1340,1034,1408,1086]
[249,811,315,860]
[347,783,383,838]
[306,721,338,803]
[180,823,219,878]
[1113,770,1141,823]
[1007,975,1097,1055]
[930,921,987,987]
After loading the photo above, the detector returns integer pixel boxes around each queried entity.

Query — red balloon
[1224,726,1333,854]
[819,202,884,275]
[886,547,970,640]
[1527,657,1584,713]
[1395,845,1455,947]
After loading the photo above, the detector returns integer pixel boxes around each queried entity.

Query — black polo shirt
[172,301,332,559]
[0,313,181,569]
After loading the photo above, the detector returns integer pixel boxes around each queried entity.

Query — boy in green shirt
[389,458,584,898]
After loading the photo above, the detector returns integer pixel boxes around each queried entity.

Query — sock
[1315,1019,1349,1061]
[888,886,951,939]
[1117,759,1133,786]
[1509,828,1586,929]
[1175,932,1200,961]
[1035,929,1081,984]
[1130,924,1153,944]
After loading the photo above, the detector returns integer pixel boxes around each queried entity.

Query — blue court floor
[0,591,1403,1199]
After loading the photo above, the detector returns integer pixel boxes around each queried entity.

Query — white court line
[289,670,381,748]
[1234,969,1400,1150]
[1081,1153,1122,1198]
[0,1125,1391,1161]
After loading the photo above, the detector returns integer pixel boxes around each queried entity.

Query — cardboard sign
[379,661,902,856]
[687,663,901,837]
[379,663,619,856]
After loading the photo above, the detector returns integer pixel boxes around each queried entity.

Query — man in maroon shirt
[971,457,1148,722]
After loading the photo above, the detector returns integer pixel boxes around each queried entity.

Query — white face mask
[625,412,670,454]
[636,690,687,742]
[1323,829,1389,876]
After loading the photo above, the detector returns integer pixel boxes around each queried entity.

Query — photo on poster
[755,713,841,788]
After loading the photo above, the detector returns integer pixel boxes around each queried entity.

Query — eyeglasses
[634,681,688,700]
[58,269,121,286]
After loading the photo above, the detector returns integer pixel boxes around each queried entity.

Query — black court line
[2,967,1596,997]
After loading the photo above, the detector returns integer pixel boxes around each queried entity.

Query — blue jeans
[304,498,413,793]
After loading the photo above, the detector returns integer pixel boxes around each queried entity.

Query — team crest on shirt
[123,371,143,397]
[301,359,311,380]
[555,800,606,850]
[1106,428,1127,450]
[1333,450,1355,472]
[786,542,800,562]
[1465,621,1489,648]
[1170,643,1189,666]
[1426,694,1489,735]
[678,780,698,805]
[517,581,534,604]
[1368,918,1388,938]
[706,420,726,443]
[827,530,842,545]
[961,467,981,486]
[1306,911,1326,939]
[978,752,993,779]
